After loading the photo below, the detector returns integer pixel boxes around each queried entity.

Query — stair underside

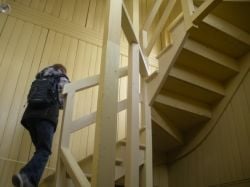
[190,20,249,58]
[152,1,248,155]
[194,1,250,33]
[162,76,224,105]
[191,1,250,59]
[154,102,209,131]
[205,1,250,33]
[176,47,238,82]
[152,121,181,152]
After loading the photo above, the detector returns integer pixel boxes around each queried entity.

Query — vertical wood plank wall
[0,0,157,186]
[163,70,250,187]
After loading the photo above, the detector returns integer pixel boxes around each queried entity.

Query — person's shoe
[12,173,23,187]
[12,173,34,187]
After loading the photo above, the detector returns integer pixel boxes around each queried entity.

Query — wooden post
[56,92,75,187]
[127,0,139,37]
[140,80,153,187]
[91,0,122,186]
[181,0,195,31]
[125,43,140,187]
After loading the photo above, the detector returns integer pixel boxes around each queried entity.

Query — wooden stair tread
[155,92,212,118]
[183,38,239,73]
[176,48,238,82]
[169,65,225,96]
[190,13,249,58]
[163,76,224,105]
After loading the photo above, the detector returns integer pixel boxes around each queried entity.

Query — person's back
[12,64,70,187]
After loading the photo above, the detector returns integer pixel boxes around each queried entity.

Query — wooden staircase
[39,0,250,186]
[40,130,146,187]
[147,0,250,163]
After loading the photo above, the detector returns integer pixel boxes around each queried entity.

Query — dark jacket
[21,66,69,130]
[21,104,60,129]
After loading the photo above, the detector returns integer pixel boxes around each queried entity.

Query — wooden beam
[69,99,127,133]
[151,108,183,144]
[70,112,96,133]
[145,0,176,56]
[142,0,163,31]
[92,0,122,186]
[125,43,140,187]
[147,20,188,105]
[167,12,184,31]
[60,147,90,187]
[191,0,222,24]
[155,93,212,118]
[121,3,150,77]
[169,66,225,96]
[203,14,250,46]
[122,3,137,43]
[63,66,128,94]
[181,0,196,31]
[126,0,139,36]
[184,39,239,72]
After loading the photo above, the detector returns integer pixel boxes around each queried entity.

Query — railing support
[55,91,75,187]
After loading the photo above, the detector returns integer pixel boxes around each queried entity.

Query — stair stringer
[166,52,250,163]
[147,19,188,105]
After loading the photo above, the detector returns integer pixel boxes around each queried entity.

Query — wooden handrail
[63,66,128,94]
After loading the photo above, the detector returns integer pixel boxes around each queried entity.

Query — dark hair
[52,64,67,74]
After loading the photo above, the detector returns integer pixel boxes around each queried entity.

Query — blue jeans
[20,119,55,187]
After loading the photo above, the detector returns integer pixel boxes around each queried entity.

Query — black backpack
[27,75,60,108]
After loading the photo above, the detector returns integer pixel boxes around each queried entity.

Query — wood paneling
[0,0,158,186]
[10,0,104,33]
[153,165,168,187]
[0,16,123,187]
[166,70,250,187]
